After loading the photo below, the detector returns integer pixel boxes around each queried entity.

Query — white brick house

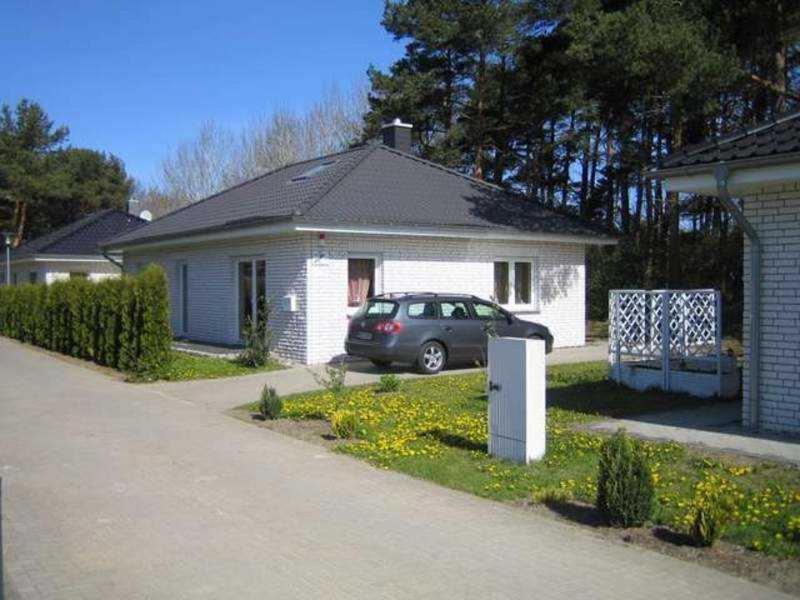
[654,111,800,435]
[0,210,145,286]
[106,122,615,366]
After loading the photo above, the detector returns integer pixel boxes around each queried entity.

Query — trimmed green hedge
[0,265,172,376]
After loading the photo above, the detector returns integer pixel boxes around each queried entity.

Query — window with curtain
[348,258,375,307]
[493,259,537,308]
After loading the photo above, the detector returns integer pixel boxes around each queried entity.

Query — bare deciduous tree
[140,82,368,217]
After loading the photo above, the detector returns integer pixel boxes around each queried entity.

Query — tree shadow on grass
[424,428,487,453]
[547,380,734,420]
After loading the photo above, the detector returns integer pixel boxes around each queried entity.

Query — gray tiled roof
[108,143,613,248]
[13,210,147,259]
[658,110,800,172]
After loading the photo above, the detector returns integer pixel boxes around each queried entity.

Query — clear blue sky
[0,0,403,185]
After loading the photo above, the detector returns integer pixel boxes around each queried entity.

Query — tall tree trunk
[492,54,509,186]
[667,118,684,287]
[579,120,591,219]
[562,112,575,208]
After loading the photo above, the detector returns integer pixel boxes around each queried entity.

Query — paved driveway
[155,341,609,413]
[0,338,788,599]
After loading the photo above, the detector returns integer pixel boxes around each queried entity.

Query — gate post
[487,337,546,464]
[661,291,671,391]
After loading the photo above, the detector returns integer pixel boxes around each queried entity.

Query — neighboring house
[652,110,800,435]
[104,121,616,365]
[0,209,146,285]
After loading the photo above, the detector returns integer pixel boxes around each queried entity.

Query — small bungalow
[104,120,616,365]
[652,110,800,435]
[0,209,146,285]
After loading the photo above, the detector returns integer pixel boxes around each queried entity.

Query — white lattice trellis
[609,289,723,393]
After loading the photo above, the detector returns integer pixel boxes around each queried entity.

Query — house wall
[306,233,586,364]
[0,259,119,285]
[124,232,588,366]
[743,186,800,435]
[124,235,310,363]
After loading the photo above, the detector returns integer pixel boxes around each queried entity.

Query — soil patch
[520,498,800,596]
[228,409,347,450]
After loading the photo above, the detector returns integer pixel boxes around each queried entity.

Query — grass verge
[153,351,284,381]
[247,361,800,558]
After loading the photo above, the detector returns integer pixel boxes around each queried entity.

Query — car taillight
[375,320,403,335]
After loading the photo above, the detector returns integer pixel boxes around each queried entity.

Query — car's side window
[439,301,470,320]
[472,302,504,320]
[407,302,437,319]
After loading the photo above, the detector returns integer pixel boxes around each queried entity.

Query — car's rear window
[359,300,398,318]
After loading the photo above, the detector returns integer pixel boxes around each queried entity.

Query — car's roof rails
[371,292,489,301]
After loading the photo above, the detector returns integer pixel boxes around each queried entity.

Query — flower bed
[253,362,800,557]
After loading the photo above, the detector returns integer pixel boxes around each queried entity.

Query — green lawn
[251,361,800,557]
[156,351,284,381]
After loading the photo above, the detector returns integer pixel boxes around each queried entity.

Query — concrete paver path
[0,337,789,599]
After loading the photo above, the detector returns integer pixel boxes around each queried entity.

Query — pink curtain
[348,259,373,306]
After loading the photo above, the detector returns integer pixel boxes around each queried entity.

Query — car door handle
[441,325,453,332]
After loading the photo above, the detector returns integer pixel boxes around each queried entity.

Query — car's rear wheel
[370,359,392,369]
[417,341,446,375]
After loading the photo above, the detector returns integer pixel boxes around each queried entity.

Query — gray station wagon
[345,293,553,374]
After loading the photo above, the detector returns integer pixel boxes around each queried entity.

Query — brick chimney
[381,118,413,153]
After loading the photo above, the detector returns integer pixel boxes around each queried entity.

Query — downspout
[102,250,124,272]
[714,165,761,430]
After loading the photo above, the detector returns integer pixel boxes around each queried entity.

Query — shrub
[258,385,282,420]
[376,373,401,393]
[331,409,359,439]
[531,487,572,505]
[596,430,654,527]
[237,297,273,368]
[690,505,728,548]
[312,358,348,395]
[0,266,173,377]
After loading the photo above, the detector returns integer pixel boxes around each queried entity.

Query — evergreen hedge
[0,265,172,376]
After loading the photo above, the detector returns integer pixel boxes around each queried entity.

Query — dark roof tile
[108,143,613,247]
[659,110,800,171]
[14,210,147,259]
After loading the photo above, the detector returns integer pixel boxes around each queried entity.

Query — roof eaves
[649,150,800,178]
[102,214,295,250]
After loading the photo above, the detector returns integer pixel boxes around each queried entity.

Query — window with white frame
[238,258,267,338]
[493,259,539,309]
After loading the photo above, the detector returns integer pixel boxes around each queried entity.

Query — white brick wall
[126,232,587,366]
[2,259,120,285]
[306,233,586,364]
[742,186,800,435]
[125,235,310,363]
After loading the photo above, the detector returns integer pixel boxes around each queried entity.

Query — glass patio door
[238,258,266,338]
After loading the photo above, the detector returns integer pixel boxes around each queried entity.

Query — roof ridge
[135,143,371,231]
[377,145,508,194]
[294,144,380,217]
